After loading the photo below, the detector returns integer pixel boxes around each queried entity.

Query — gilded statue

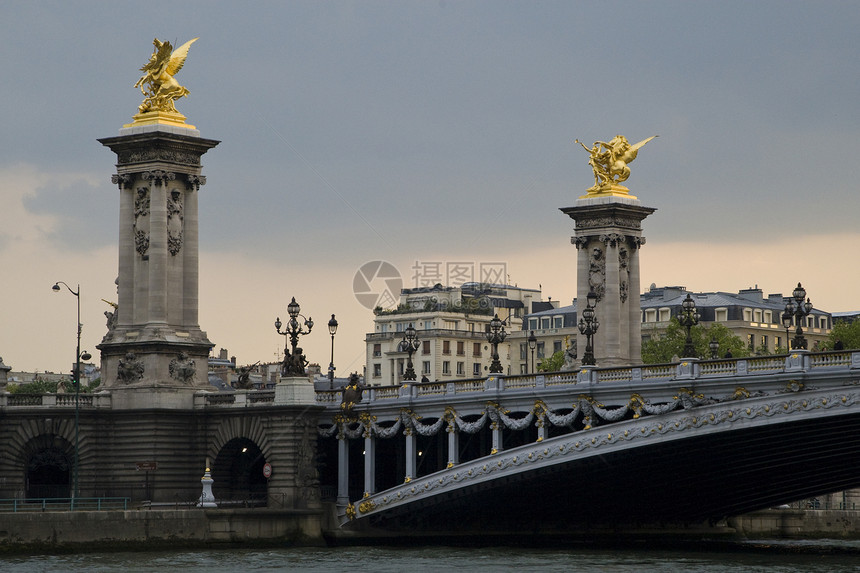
[134,38,198,115]
[575,135,657,194]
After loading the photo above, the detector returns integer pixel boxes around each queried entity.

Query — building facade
[365,283,545,386]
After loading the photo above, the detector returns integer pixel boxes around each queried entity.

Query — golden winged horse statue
[576,134,657,194]
[134,38,198,114]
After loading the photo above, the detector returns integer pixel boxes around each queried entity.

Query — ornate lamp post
[785,282,813,350]
[52,281,92,501]
[679,293,700,358]
[709,337,720,360]
[486,314,507,374]
[274,297,313,376]
[528,330,537,373]
[399,323,420,381]
[327,314,338,389]
[781,306,793,353]
[578,290,599,366]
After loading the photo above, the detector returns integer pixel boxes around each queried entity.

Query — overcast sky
[1,1,858,375]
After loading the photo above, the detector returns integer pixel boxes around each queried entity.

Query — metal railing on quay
[0,497,130,512]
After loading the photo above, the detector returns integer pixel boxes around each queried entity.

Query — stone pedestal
[197,466,217,508]
[561,195,656,367]
[275,376,316,405]
[97,124,219,397]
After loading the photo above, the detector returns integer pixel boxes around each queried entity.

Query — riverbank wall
[0,507,325,553]
[729,509,860,539]
[3,507,860,552]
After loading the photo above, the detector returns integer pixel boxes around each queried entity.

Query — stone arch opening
[212,437,267,504]
[26,445,71,500]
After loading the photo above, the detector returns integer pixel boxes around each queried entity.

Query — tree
[538,350,565,372]
[823,319,860,350]
[641,318,749,364]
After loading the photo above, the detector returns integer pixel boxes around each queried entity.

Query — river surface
[3,540,860,572]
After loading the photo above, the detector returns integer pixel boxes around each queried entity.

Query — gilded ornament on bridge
[575,134,657,198]
[127,38,199,128]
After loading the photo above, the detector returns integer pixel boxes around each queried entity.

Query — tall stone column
[97,125,219,408]
[561,198,655,367]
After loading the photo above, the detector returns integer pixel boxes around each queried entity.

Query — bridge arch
[211,437,267,502]
[21,434,73,499]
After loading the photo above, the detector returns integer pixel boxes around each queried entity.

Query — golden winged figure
[134,38,198,114]
[575,134,657,194]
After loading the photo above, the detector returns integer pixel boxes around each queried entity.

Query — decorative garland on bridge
[319,385,744,440]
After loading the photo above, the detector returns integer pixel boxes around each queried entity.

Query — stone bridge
[315,350,860,534]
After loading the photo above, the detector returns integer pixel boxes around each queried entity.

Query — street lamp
[709,337,720,360]
[274,297,313,376]
[52,281,91,502]
[486,314,507,374]
[781,306,793,353]
[528,330,537,373]
[399,323,420,381]
[578,290,599,366]
[785,282,813,350]
[679,293,700,358]
[327,314,338,389]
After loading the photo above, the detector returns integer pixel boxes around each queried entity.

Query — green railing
[0,497,130,512]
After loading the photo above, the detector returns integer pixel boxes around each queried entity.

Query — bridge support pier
[405,430,416,482]
[447,426,459,468]
[364,434,376,497]
[337,435,349,506]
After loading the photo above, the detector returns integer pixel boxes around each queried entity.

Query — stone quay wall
[0,507,325,552]
[729,509,860,539]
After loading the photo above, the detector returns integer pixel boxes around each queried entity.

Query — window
[529,318,538,330]
[423,320,433,330]
[442,361,450,375]
[373,343,381,358]
[519,343,527,360]
[743,308,753,322]
[644,309,657,323]
[456,341,465,356]
[541,318,551,329]
[457,362,464,376]
[775,336,782,351]
[537,341,545,359]
[520,364,527,374]
[422,340,431,355]
[761,335,768,350]
[764,310,772,324]
[554,316,563,329]
[380,324,388,333]
[553,340,562,354]
[659,308,671,322]
[443,340,451,355]
[473,363,481,376]
[747,334,754,350]
[443,320,458,330]
[714,308,728,322]
[473,342,482,357]
[422,361,431,375]
[373,364,381,378]
[396,322,406,332]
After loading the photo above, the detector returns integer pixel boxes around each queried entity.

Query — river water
[3,541,860,572]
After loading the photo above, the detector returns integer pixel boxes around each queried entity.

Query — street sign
[136,461,158,471]
[262,462,272,478]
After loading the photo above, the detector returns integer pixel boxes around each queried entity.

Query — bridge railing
[315,350,860,409]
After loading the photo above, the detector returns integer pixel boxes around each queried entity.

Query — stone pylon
[97,124,219,408]
[561,196,655,367]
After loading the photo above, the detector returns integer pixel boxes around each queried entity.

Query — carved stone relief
[619,245,629,303]
[133,187,150,257]
[588,246,606,302]
[169,352,196,383]
[117,352,145,383]
[167,190,184,256]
